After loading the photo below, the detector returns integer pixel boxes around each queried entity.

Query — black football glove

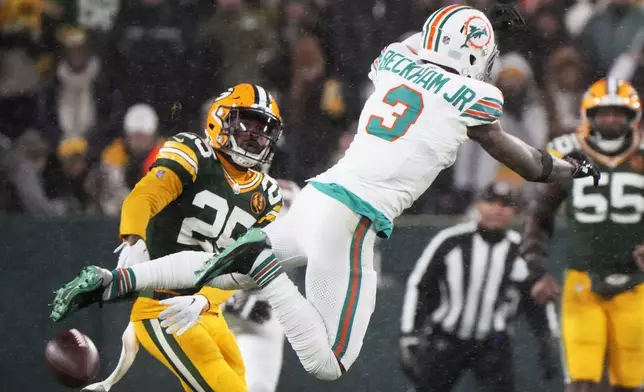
[223,291,272,325]
[538,336,562,381]
[485,2,526,31]
[563,151,601,186]
[400,333,424,384]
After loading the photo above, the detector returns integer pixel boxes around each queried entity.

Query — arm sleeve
[119,167,183,240]
[461,84,505,127]
[401,235,449,334]
[512,257,557,339]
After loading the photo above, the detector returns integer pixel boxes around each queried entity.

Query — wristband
[536,150,553,182]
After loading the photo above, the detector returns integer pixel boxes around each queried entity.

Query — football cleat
[50,266,105,322]
[195,228,269,286]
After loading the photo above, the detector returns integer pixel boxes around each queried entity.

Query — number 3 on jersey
[366,84,424,142]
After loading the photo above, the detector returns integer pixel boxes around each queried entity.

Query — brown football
[45,329,100,387]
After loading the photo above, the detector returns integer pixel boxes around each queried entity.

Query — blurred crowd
[1,0,643,217]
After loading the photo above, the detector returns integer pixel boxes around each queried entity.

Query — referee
[400,182,560,392]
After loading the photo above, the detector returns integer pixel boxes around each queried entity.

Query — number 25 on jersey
[366,85,424,142]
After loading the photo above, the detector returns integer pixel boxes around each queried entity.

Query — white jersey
[312,40,504,222]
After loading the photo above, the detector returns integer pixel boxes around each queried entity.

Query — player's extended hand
[563,151,601,186]
[538,336,562,381]
[633,244,644,271]
[159,295,210,336]
[399,333,423,384]
[114,237,150,268]
[531,274,561,305]
[222,291,272,324]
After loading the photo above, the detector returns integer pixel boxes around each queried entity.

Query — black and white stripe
[252,84,271,109]
[607,77,618,96]
[402,222,533,340]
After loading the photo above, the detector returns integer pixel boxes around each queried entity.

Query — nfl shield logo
[156,169,166,179]
[442,36,451,45]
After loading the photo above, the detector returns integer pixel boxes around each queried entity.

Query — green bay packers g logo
[461,16,491,49]
[250,192,266,215]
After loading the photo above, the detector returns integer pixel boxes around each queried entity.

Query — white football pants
[262,184,378,373]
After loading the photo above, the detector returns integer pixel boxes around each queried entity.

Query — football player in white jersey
[221,180,299,392]
[51,5,600,382]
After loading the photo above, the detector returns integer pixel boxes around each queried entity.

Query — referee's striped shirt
[401,221,556,340]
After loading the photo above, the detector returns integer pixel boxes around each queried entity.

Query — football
[45,329,100,387]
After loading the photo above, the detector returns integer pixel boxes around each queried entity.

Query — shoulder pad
[460,82,504,127]
[154,132,214,184]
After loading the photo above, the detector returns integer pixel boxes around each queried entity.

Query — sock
[103,251,214,300]
[104,268,136,300]
[248,249,284,289]
[261,274,342,380]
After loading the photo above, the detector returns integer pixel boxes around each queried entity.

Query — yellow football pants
[562,270,644,387]
[133,313,247,392]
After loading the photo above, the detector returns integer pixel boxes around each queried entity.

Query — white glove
[115,239,150,268]
[158,295,209,336]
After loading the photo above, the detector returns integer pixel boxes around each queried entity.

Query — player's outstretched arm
[521,182,569,271]
[467,122,599,185]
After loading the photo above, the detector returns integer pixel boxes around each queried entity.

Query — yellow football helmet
[205,83,282,168]
[580,78,641,139]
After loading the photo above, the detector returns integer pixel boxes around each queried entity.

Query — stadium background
[2,216,566,391]
[2,0,643,391]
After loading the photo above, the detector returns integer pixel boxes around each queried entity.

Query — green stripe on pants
[143,319,213,392]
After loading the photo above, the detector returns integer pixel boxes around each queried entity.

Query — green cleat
[195,228,269,286]
[50,266,105,322]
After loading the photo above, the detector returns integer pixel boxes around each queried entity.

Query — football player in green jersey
[73,83,283,392]
[522,78,644,392]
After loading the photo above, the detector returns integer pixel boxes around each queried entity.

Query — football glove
[485,2,526,31]
[158,295,209,336]
[114,239,149,268]
[400,333,423,384]
[563,151,601,186]
[223,291,271,325]
[538,336,562,381]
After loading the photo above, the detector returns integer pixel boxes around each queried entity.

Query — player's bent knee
[301,354,344,381]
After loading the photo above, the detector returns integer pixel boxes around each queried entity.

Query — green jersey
[147,132,282,259]
[548,133,644,275]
